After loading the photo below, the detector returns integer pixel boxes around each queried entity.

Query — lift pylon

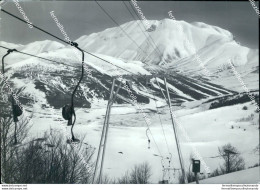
[164,77,187,184]
[92,78,122,184]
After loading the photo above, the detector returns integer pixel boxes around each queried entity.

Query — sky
[0,1,259,49]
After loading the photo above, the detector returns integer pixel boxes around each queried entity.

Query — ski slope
[193,167,260,184]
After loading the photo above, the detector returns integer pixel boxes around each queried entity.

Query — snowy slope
[212,49,259,92]
[25,95,259,183]
[193,167,260,184]
[19,40,65,55]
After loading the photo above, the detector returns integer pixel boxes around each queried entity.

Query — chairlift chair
[62,43,85,144]
[12,104,22,122]
[2,49,22,146]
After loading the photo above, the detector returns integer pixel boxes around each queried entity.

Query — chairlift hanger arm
[61,42,85,143]
[70,42,84,107]
[2,49,17,74]
[1,49,21,146]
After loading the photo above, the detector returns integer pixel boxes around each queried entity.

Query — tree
[129,162,152,184]
[218,143,245,174]
[2,130,95,184]
[117,162,152,184]
[0,82,32,183]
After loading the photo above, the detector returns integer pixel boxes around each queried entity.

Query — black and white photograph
[0,0,259,188]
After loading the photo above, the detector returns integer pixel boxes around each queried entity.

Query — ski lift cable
[120,1,168,73]
[120,2,161,65]
[94,1,164,70]
[121,0,161,57]
[120,2,167,67]
[150,89,171,157]
[94,0,148,56]
[148,128,164,158]
[127,1,164,57]
[0,45,78,69]
[1,9,70,45]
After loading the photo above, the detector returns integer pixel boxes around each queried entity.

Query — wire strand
[121,1,161,57]
[94,0,147,56]
[0,45,77,69]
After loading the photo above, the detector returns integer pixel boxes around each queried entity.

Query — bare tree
[129,162,152,184]
[1,86,32,183]
[117,162,152,184]
[100,174,116,184]
[117,171,131,184]
[218,143,245,174]
[10,131,95,184]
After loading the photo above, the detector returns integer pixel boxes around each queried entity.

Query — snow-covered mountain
[75,19,234,64]
[75,19,257,68]
[1,19,258,108]
[74,19,258,90]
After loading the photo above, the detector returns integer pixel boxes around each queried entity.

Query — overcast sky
[0,0,259,49]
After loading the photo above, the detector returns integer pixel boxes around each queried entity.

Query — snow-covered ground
[192,167,260,184]
[25,98,259,183]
